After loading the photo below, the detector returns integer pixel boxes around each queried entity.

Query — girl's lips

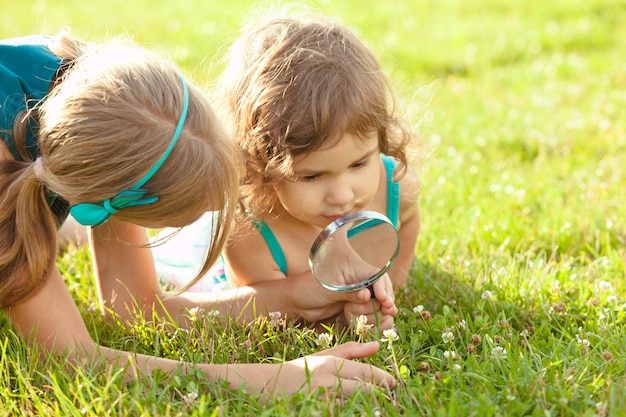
[324,213,348,222]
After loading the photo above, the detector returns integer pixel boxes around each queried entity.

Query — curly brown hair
[217,10,413,219]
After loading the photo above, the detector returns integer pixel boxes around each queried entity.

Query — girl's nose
[325,177,355,207]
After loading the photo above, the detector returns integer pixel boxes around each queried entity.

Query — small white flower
[413,305,424,313]
[576,334,590,348]
[457,319,467,330]
[606,295,617,304]
[181,391,198,405]
[355,315,374,336]
[188,307,203,322]
[491,346,508,359]
[443,350,457,360]
[207,310,220,317]
[442,331,455,344]
[452,364,462,372]
[269,311,284,328]
[381,328,399,346]
[269,311,282,319]
[481,290,494,301]
[316,332,333,348]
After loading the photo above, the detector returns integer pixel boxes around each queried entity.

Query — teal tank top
[0,35,70,224]
[254,154,400,275]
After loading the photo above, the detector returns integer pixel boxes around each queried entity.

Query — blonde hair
[218,9,412,218]
[0,32,241,307]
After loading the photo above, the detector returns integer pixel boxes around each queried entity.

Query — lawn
[1,0,626,415]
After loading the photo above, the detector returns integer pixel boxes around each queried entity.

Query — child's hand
[343,273,397,331]
[370,274,398,316]
[242,341,396,397]
[344,301,395,331]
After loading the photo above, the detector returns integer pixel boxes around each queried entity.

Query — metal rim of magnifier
[309,210,400,292]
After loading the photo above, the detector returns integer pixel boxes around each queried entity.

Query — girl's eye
[299,174,320,182]
[351,158,370,169]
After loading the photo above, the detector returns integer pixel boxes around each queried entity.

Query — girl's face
[273,131,381,229]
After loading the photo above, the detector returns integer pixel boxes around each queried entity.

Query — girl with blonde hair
[0,32,395,397]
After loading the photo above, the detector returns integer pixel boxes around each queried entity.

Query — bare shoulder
[225,215,264,256]
[224,215,286,285]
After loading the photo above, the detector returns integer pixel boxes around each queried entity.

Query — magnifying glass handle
[368,284,375,300]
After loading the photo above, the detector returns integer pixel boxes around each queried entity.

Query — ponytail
[0,31,86,308]
[0,161,57,308]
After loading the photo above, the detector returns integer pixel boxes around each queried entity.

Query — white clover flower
[316,332,333,348]
[442,331,455,344]
[481,290,494,301]
[452,364,462,372]
[269,311,284,328]
[413,305,424,313]
[188,307,203,322]
[355,315,374,336]
[491,346,508,359]
[381,328,399,347]
[575,334,590,348]
[457,319,467,330]
[181,391,198,405]
[606,295,617,304]
[443,350,457,360]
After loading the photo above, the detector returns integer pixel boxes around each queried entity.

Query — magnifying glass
[309,210,400,297]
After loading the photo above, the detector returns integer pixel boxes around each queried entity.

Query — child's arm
[91,218,364,325]
[90,219,163,321]
[8,267,101,355]
[7,263,396,396]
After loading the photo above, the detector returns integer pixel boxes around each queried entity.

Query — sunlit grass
[1,0,626,415]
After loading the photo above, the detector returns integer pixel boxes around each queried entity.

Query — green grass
[2,0,626,415]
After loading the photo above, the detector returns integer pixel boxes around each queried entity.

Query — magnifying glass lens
[309,211,399,293]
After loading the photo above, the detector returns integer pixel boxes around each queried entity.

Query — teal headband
[69,75,189,227]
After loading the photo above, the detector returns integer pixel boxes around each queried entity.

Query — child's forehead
[290,131,379,166]
[315,129,378,152]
